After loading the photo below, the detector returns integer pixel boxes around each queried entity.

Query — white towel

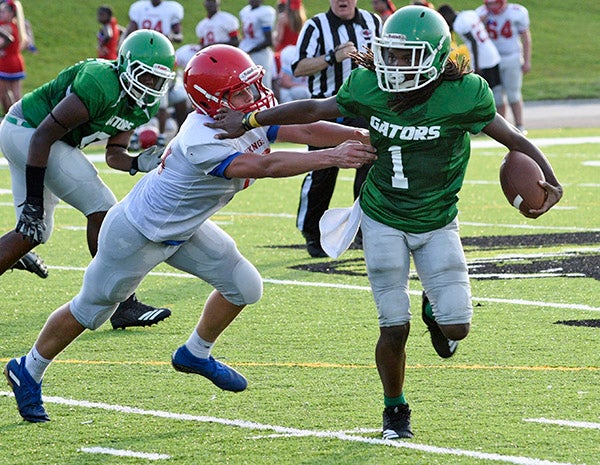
[319,199,362,259]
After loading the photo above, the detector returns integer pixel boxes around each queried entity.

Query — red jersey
[275,23,298,53]
[0,21,25,79]
[98,17,120,60]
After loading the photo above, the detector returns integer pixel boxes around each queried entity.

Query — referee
[291,0,381,258]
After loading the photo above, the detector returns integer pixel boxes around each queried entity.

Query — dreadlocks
[350,48,472,113]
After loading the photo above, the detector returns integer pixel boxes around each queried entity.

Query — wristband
[241,111,261,131]
[129,156,139,176]
[25,164,46,199]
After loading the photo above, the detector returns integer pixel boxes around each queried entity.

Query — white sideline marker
[79,447,170,460]
[524,417,600,430]
[0,392,580,465]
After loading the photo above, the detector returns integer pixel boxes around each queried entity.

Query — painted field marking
[0,392,579,465]
[39,265,600,313]
[461,221,594,231]
[0,357,597,372]
[79,447,170,460]
[470,136,600,149]
[1,349,597,374]
[524,418,600,430]
[2,200,599,233]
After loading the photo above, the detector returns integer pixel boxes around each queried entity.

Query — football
[499,150,547,213]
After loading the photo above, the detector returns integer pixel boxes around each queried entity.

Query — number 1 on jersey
[390,145,408,189]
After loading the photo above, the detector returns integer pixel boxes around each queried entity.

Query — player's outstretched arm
[277,121,370,148]
[206,97,342,139]
[223,139,377,180]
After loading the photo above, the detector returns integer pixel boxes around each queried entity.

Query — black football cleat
[110,294,171,329]
[382,404,414,439]
[306,239,327,258]
[10,251,48,278]
[421,292,458,358]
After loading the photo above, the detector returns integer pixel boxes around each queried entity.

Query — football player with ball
[208,6,562,439]
[3,44,376,423]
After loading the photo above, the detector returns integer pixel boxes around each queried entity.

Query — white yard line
[524,418,600,430]
[34,266,600,313]
[1,201,599,233]
[460,222,594,231]
[1,199,599,234]
[470,136,600,149]
[79,447,170,460]
[1,135,600,168]
[0,392,580,465]
[0,135,598,168]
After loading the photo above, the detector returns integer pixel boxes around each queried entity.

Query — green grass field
[1,127,599,464]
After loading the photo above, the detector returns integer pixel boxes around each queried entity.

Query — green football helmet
[117,30,176,107]
[372,5,451,93]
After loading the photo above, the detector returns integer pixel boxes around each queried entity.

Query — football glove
[16,197,46,243]
[130,145,165,175]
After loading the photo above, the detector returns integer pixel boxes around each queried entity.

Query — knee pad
[71,268,139,330]
[228,258,263,305]
[376,289,412,327]
[433,285,472,326]
[70,294,119,330]
[492,86,505,106]
[506,90,522,104]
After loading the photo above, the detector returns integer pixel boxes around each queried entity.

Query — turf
[1,128,599,465]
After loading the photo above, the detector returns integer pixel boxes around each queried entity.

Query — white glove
[130,145,165,175]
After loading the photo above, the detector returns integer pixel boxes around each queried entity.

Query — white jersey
[124,112,279,242]
[475,3,529,59]
[239,4,276,53]
[195,10,239,46]
[175,43,201,69]
[279,45,307,86]
[453,10,500,70]
[128,0,184,37]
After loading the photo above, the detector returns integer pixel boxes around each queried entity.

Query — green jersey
[336,68,495,233]
[21,59,159,149]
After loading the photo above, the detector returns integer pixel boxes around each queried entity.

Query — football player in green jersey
[0,29,176,329]
[207,5,563,439]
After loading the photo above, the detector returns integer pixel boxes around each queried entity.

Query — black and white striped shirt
[292,8,381,98]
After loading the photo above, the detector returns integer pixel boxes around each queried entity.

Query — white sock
[25,346,52,384]
[185,331,213,359]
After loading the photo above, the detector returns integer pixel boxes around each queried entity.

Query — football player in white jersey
[175,43,201,69]
[196,0,240,48]
[476,0,531,133]
[239,0,276,89]
[125,0,188,146]
[3,44,376,423]
[125,0,184,42]
[438,5,501,91]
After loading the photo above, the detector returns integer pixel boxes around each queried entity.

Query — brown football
[499,150,547,213]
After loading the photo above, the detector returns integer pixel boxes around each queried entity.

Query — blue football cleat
[171,345,247,392]
[4,356,50,422]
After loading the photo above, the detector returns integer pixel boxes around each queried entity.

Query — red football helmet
[484,0,507,15]
[137,125,159,149]
[183,44,276,117]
